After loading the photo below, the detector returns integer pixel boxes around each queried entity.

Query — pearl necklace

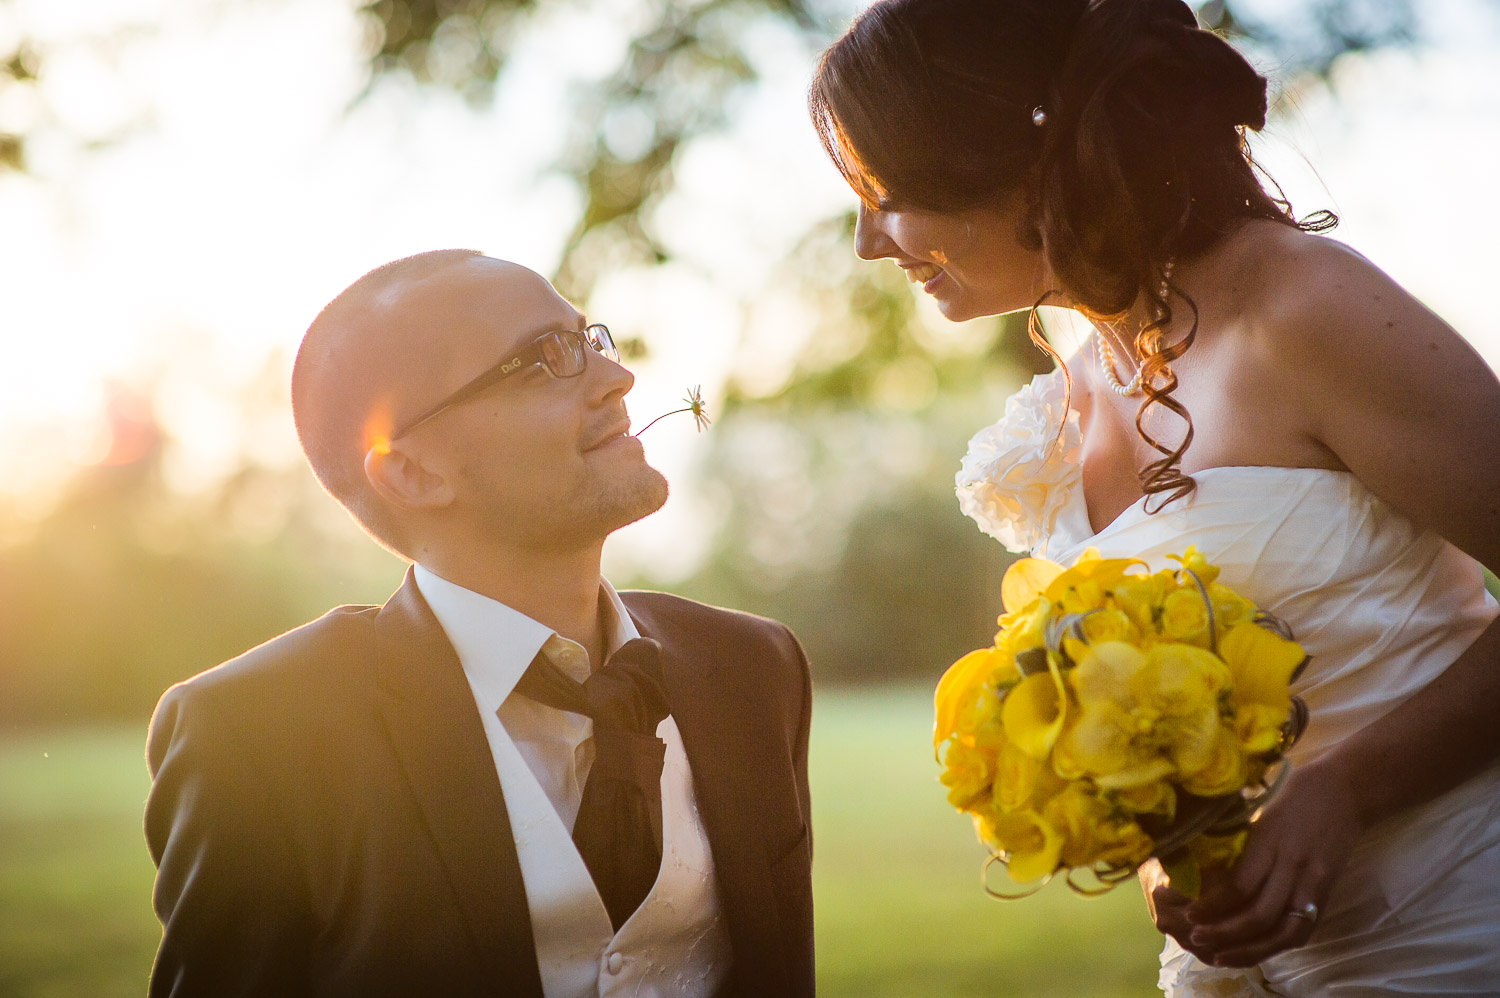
[1097,258,1174,398]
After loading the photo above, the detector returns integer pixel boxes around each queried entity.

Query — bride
[809,0,1500,993]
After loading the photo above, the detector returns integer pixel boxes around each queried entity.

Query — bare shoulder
[1221,223,1500,562]
[1230,226,1486,383]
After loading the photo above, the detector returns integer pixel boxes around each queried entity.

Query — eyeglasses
[391,323,618,440]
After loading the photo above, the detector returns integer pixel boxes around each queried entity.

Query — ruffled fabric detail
[955,370,1082,554]
[1159,940,1282,997]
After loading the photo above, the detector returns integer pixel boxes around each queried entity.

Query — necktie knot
[513,634,671,931]
[580,637,670,734]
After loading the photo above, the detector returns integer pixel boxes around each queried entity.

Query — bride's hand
[1139,858,1220,964]
[1182,761,1365,968]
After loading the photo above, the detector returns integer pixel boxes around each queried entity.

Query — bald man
[143,251,814,998]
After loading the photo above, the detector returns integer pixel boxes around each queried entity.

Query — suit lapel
[626,598,791,996]
[373,570,544,997]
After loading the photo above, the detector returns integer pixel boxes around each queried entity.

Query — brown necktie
[513,636,670,931]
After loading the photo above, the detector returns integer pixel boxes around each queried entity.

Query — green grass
[811,688,1162,997]
[0,690,1163,997]
[0,727,158,998]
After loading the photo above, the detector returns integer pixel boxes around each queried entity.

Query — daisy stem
[634,407,691,436]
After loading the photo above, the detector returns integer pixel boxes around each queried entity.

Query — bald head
[291,250,570,553]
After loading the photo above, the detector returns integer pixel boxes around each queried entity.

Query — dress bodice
[957,370,1498,763]
[957,370,1500,996]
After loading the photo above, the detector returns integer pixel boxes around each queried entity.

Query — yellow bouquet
[934,547,1308,898]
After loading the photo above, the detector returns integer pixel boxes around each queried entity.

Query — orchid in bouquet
[934,547,1309,898]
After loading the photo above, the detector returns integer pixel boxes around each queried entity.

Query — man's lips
[582,421,633,452]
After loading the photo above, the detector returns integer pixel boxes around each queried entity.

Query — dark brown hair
[810,0,1334,509]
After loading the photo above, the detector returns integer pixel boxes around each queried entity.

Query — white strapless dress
[956,372,1500,996]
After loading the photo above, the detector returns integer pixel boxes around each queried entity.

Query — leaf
[1159,851,1201,900]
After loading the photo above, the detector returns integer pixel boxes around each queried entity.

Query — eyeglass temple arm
[389,341,543,440]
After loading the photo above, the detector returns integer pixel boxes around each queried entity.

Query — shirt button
[606,952,623,974]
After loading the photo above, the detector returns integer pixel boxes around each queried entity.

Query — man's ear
[364,444,455,511]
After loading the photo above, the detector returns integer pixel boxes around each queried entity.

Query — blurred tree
[0,0,152,173]
[355,0,1448,685]
[0,1,38,171]
[356,0,1423,300]
[0,390,403,726]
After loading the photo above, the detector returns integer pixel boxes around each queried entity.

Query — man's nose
[589,351,635,401]
[853,203,897,261]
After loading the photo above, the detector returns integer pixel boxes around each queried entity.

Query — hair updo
[809,0,1335,509]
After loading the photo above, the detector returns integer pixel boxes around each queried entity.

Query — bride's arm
[1183,236,1500,968]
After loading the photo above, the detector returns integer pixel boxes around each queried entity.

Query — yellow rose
[1042,784,1110,868]
[1127,643,1231,781]
[1043,549,1148,616]
[1187,829,1248,871]
[1207,583,1256,630]
[1081,608,1137,645]
[1114,779,1177,821]
[939,741,996,810]
[1160,588,1211,646]
[1004,600,1052,659]
[1091,818,1155,870]
[992,738,1041,812]
[1108,570,1174,635]
[1059,608,1138,665]
[976,808,1063,883]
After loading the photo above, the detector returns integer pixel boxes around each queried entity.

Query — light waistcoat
[414,566,731,997]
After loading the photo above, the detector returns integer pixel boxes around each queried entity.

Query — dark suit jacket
[144,570,814,997]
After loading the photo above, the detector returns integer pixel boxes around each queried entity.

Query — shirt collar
[412,563,638,713]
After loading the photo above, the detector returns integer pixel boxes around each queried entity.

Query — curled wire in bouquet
[933,547,1309,901]
[635,385,711,436]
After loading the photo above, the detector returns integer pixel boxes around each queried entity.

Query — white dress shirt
[413,565,730,998]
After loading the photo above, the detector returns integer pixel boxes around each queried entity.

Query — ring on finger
[1288,901,1319,924]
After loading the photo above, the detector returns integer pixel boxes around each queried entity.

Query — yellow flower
[1060,641,1232,789]
[992,737,1041,811]
[933,647,1015,757]
[975,807,1063,883]
[1080,608,1137,644]
[1059,608,1139,665]
[1114,779,1177,821]
[997,599,1051,661]
[939,741,996,810]
[1094,821,1155,870]
[1169,546,1220,586]
[1001,557,1065,614]
[1001,666,1068,760]
[1042,784,1109,867]
[1043,549,1147,615]
[1178,725,1246,797]
[1040,784,1155,869]
[1108,570,1174,635]
[1221,621,1306,753]
[1160,588,1211,646]
[1186,829,1248,870]
[1207,583,1257,631]
[1133,643,1232,778]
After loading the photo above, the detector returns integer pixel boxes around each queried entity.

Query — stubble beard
[504,461,670,552]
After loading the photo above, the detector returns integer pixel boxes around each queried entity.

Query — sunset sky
[3,0,1498,572]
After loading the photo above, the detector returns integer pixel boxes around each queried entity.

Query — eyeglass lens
[585,323,618,363]
[541,332,586,377]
